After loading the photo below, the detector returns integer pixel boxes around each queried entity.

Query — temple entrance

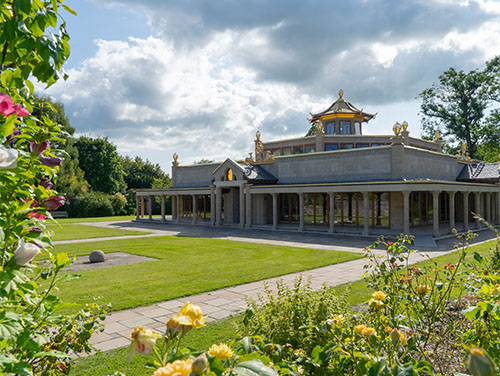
[222,187,241,224]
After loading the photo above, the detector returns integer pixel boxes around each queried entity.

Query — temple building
[136,90,500,240]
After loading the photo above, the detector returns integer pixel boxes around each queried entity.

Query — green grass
[57,215,136,224]
[52,236,362,313]
[70,239,498,376]
[71,316,239,376]
[49,224,150,241]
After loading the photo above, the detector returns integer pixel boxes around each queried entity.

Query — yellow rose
[361,326,377,336]
[153,359,193,376]
[371,291,387,301]
[368,298,384,308]
[415,284,430,295]
[179,302,207,328]
[208,343,234,360]
[329,315,345,326]
[354,324,367,334]
[128,327,162,363]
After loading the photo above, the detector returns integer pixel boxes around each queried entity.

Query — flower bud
[30,140,50,155]
[40,156,63,167]
[14,240,40,265]
[0,144,18,169]
[39,177,54,190]
[191,353,208,375]
[467,348,495,376]
[42,195,66,210]
[390,328,400,344]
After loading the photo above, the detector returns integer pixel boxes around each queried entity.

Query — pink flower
[0,92,30,118]
[40,156,63,167]
[30,140,50,155]
[42,195,65,210]
[28,212,46,220]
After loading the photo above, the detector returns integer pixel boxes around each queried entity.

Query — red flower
[42,195,65,210]
[29,212,46,220]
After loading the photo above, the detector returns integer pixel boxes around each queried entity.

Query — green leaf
[233,360,278,376]
[0,114,16,137]
[242,336,253,354]
[56,252,71,269]
[61,4,77,15]
[0,312,24,340]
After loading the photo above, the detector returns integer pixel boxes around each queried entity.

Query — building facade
[136,91,500,238]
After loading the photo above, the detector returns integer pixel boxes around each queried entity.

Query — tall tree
[122,155,169,189]
[75,136,126,194]
[418,57,500,160]
[31,95,89,196]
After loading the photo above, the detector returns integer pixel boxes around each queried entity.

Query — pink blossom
[42,195,65,210]
[40,156,63,167]
[0,92,30,118]
[28,212,46,220]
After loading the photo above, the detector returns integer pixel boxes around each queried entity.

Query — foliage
[0,1,105,375]
[418,57,500,159]
[240,277,349,354]
[67,191,132,217]
[75,136,126,194]
[122,155,169,190]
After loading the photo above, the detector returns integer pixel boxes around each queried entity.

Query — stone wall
[172,164,216,188]
[403,148,459,181]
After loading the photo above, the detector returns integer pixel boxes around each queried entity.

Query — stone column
[474,192,481,229]
[140,197,145,218]
[403,191,410,235]
[272,193,278,230]
[463,191,469,231]
[329,192,335,233]
[172,195,177,221]
[176,195,181,224]
[239,185,245,228]
[147,196,152,221]
[497,190,500,224]
[216,186,222,226]
[363,192,369,236]
[432,191,440,238]
[192,194,197,224]
[245,186,252,228]
[210,187,215,226]
[486,192,492,222]
[161,195,166,221]
[298,192,304,232]
[448,191,455,232]
[135,195,140,220]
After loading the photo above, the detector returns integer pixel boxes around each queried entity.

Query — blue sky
[44,0,500,172]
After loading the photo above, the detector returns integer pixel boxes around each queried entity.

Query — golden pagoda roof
[310,89,376,123]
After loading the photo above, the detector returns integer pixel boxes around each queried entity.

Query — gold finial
[172,153,179,167]
[245,152,254,164]
[402,121,408,132]
[392,122,402,136]
[255,131,264,161]
[338,89,344,98]
[434,130,441,141]
[255,131,261,141]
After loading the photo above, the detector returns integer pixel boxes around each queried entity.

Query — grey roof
[240,163,278,184]
[457,162,500,182]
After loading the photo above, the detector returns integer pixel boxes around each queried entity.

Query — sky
[43,0,500,173]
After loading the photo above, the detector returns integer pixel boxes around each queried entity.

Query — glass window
[326,122,335,135]
[354,122,361,135]
[340,143,354,149]
[282,148,291,155]
[325,143,338,151]
[272,149,281,156]
[340,121,351,134]
[371,143,384,147]
[293,146,303,154]
[356,143,369,148]
[305,145,315,153]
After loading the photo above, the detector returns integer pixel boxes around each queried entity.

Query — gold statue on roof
[172,153,179,167]
[314,121,324,135]
[255,131,264,161]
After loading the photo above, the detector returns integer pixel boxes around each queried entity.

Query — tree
[122,155,169,189]
[75,136,126,194]
[418,57,500,160]
[31,95,89,196]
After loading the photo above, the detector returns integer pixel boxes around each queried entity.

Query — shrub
[67,191,131,217]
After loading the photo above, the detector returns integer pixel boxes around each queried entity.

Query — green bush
[67,191,131,217]
[240,277,349,354]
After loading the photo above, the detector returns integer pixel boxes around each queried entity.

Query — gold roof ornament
[314,121,324,135]
[402,121,408,132]
[338,89,344,98]
[254,131,264,161]
[392,122,402,137]
[245,152,254,164]
[172,153,179,167]
[434,130,441,141]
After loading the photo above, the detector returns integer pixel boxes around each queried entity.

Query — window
[293,146,303,154]
[282,148,291,155]
[326,122,335,135]
[354,122,361,135]
[340,143,354,149]
[272,148,281,156]
[340,121,351,134]
[355,143,369,148]
[305,145,315,153]
[371,143,385,147]
[325,143,338,151]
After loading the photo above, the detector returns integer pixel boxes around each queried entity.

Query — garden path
[59,220,497,354]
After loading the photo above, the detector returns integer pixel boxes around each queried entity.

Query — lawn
[49,224,150,241]
[57,215,137,224]
[71,238,499,376]
[51,236,362,313]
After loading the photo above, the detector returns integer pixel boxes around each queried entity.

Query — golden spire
[338,89,344,98]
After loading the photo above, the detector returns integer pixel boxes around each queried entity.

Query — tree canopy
[122,155,170,189]
[419,57,500,161]
[75,136,126,194]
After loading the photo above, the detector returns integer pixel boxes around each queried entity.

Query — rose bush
[0,1,105,375]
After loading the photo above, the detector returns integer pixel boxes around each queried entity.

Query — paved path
[60,220,497,353]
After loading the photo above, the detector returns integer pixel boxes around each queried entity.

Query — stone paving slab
[65,220,498,356]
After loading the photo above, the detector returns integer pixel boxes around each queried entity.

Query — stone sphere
[89,250,106,263]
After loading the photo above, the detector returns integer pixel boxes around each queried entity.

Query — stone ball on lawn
[89,250,106,263]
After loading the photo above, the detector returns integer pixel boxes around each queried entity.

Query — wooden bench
[50,211,69,218]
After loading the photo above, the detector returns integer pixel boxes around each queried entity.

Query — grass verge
[49,224,150,241]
